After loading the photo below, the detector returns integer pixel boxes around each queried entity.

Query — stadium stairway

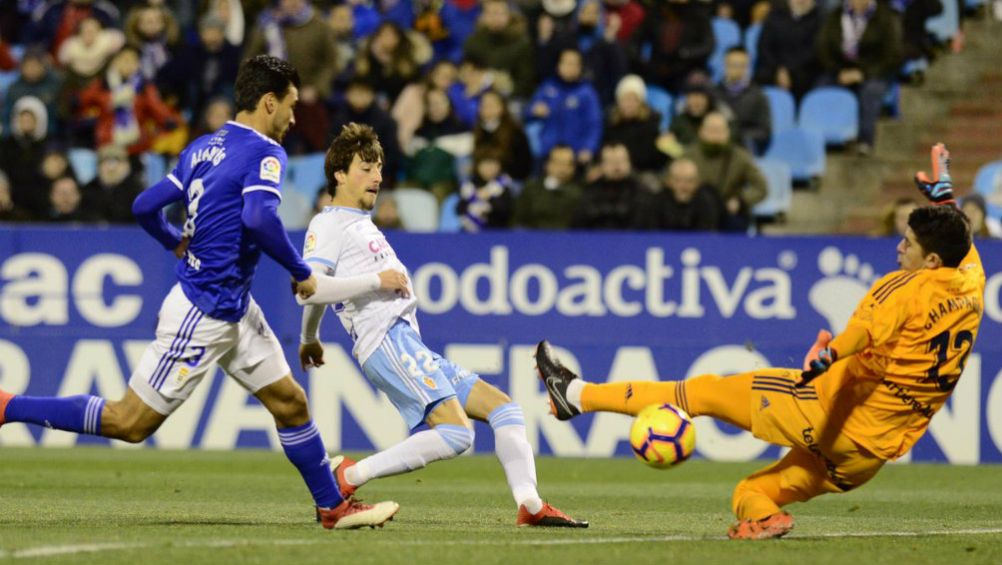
[764,15,1002,235]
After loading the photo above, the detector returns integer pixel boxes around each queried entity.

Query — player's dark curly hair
[324,123,384,195]
[908,205,972,268]
[233,55,301,113]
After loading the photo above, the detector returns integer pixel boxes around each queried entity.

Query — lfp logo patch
[304,231,317,254]
[260,156,282,183]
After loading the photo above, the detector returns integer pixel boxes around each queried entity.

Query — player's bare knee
[269,382,309,427]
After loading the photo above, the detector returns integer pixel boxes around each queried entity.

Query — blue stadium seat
[285,153,327,202]
[752,158,793,218]
[646,85,673,131]
[743,23,762,70]
[973,160,1002,218]
[709,18,742,82]
[438,193,462,232]
[68,148,98,185]
[926,0,959,43]
[276,186,312,230]
[141,152,167,186]
[764,127,826,181]
[881,81,901,118]
[762,86,796,134]
[393,188,439,232]
[798,86,858,145]
[0,70,17,103]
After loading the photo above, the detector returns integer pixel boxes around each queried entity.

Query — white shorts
[129,284,291,415]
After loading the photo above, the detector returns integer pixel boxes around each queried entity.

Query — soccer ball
[629,403,696,469]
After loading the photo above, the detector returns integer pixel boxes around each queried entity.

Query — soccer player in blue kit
[0,56,398,530]
[297,123,587,527]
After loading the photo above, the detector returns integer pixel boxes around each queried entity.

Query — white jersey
[303,206,419,364]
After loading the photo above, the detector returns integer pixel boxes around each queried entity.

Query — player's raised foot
[727,511,794,540]
[330,454,359,498]
[317,499,399,530]
[516,502,589,528]
[0,388,13,427]
[534,340,581,421]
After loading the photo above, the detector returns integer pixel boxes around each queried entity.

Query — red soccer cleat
[0,388,13,428]
[330,454,359,498]
[316,498,399,530]
[516,502,589,528]
[727,511,795,540]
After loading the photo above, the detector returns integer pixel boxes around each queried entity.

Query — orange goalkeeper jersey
[815,245,985,460]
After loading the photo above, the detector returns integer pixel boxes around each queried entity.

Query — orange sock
[579,373,753,428]
[580,381,687,416]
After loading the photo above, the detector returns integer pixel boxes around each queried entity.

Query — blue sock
[278,421,344,509]
[4,395,106,435]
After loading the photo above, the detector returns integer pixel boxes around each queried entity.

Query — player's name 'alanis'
[925,295,982,331]
[410,246,797,320]
[189,144,227,168]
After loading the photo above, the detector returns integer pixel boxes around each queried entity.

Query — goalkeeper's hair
[908,205,971,268]
[324,123,384,196]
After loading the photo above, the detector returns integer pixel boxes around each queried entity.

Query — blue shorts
[362,319,481,430]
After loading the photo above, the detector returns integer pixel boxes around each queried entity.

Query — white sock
[494,424,543,514]
[350,427,466,485]
[566,379,585,411]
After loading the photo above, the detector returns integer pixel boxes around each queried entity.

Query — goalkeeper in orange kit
[535,143,985,540]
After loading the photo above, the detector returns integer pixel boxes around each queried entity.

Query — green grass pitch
[1,448,1000,564]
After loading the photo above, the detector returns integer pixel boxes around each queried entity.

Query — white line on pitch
[3,528,1002,558]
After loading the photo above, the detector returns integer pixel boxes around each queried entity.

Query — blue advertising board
[1,226,1000,463]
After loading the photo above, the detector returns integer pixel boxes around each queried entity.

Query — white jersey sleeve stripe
[167,174,183,190]
[306,256,337,271]
[242,185,283,201]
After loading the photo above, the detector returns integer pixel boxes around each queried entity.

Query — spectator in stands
[714,47,771,155]
[449,54,498,127]
[634,0,714,94]
[875,196,917,236]
[412,0,473,64]
[0,34,16,71]
[652,157,722,231]
[57,16,125,87]
[753,0,823,101]
[330,78,402,188]
[601,0,644,44]
[0,96,49,218]
[326,3,357,80]
[685,111,766,231]
[161,14,240,120]
[373,192,404,230]
[80,144,143,223]
[527,48,603,165]
[76,45,183,157]
[1,48,63,137]
[458,147,515,231]
[29,0,119,56]
[0,170,32,222]
[405,87,470,201]
[817,0,902,156]
[514,144,583,229]
[353,21,430,104]
[202,0,245,47]
[124,2,180,84]
[473,88,533,182]
[960,194,1001,239]
[536,0,629,106]
[40,149,77,188]
[190,96,233,140]
[462,0,534,97]
[571,141,649,229]
[394,60,459,149]
[899,0,942,84]
[46,175,91,222]
[603,74,667,175]
[664,84,718,153]
[244,0,337,153]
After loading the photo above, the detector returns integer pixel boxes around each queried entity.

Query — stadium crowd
[0,0,994,235]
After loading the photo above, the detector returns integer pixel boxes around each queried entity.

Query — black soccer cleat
[534,340,581,421]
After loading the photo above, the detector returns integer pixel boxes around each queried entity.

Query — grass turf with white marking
[0,448,1000,564]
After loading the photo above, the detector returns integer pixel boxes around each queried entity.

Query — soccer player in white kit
[0,57,397,530]
[297,123,587,527]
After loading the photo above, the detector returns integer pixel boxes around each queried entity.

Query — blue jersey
[167,121,287,322]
